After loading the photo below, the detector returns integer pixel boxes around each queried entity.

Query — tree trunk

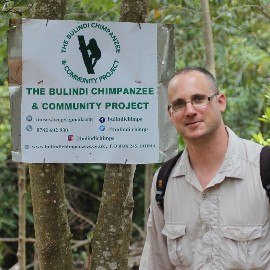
[120,0,148,23]
[34,244,40,270]
[91,1,148,269]
[201,0,216,77]
[31,0,67,20]
[29,1,73,269]
[17,162,26,270]
[91,164,136,270]
[29,164,73,270]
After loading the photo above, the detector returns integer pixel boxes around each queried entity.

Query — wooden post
[17,162,26,270]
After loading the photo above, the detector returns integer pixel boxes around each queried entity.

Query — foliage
[133,165,146,228]
[0,0,33,15]
[0,22,8,85]
[253,88,270,145]
[0,160,35,268]
[147,0,270,139]
[64,163,105,239]
[0,160,18,236]
[0,84,11,161]
[0,0,269,268]
[66,0,121,21]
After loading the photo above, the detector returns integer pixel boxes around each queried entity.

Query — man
[139,67,270,269]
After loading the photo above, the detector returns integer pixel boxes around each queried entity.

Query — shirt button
[202,193,208,200]
[204,226,209,232]
[205,257,211,263]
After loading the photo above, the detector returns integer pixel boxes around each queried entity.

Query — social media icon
[99,117,105,123]
[68,135,74,141]
[99,125,105,131]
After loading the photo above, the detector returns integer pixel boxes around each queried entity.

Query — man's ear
[167,106,173,122]
[217,93,226,113]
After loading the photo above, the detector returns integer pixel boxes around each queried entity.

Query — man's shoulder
[227,127,263,164]
[240,137,263,150]
[240,137,263,164]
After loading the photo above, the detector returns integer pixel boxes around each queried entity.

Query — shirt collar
[218,127,244,179]
[172,127,244,181]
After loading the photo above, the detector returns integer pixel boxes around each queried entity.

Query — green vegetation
[0,0,269,268]
[253,87,270,145]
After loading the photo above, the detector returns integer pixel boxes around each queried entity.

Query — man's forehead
[170,70,208,85]
[169,73,210,93]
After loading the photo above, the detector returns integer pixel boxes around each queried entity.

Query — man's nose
[185,101,197,115]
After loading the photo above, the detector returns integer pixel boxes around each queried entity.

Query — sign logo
[78,36,101,74]
[61,22,121,84]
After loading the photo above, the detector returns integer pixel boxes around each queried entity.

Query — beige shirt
[140,128,270,270]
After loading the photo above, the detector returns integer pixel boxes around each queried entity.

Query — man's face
[167,71,226,143]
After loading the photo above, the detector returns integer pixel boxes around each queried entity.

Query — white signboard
[21,19,160,163]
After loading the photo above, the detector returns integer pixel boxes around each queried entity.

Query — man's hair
[172,67,218,93]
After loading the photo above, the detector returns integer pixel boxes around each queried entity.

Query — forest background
[0,0,270,269]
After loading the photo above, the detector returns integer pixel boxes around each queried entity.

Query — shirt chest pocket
[162,224,192,267]
[221,225,264,269]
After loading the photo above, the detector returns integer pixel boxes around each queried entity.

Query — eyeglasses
[168,93,219,112]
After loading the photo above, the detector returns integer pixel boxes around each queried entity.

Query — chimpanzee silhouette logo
[78,35,101,74]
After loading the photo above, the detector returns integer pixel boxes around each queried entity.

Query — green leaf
[258,117,270,123]
[14,0,33,6]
